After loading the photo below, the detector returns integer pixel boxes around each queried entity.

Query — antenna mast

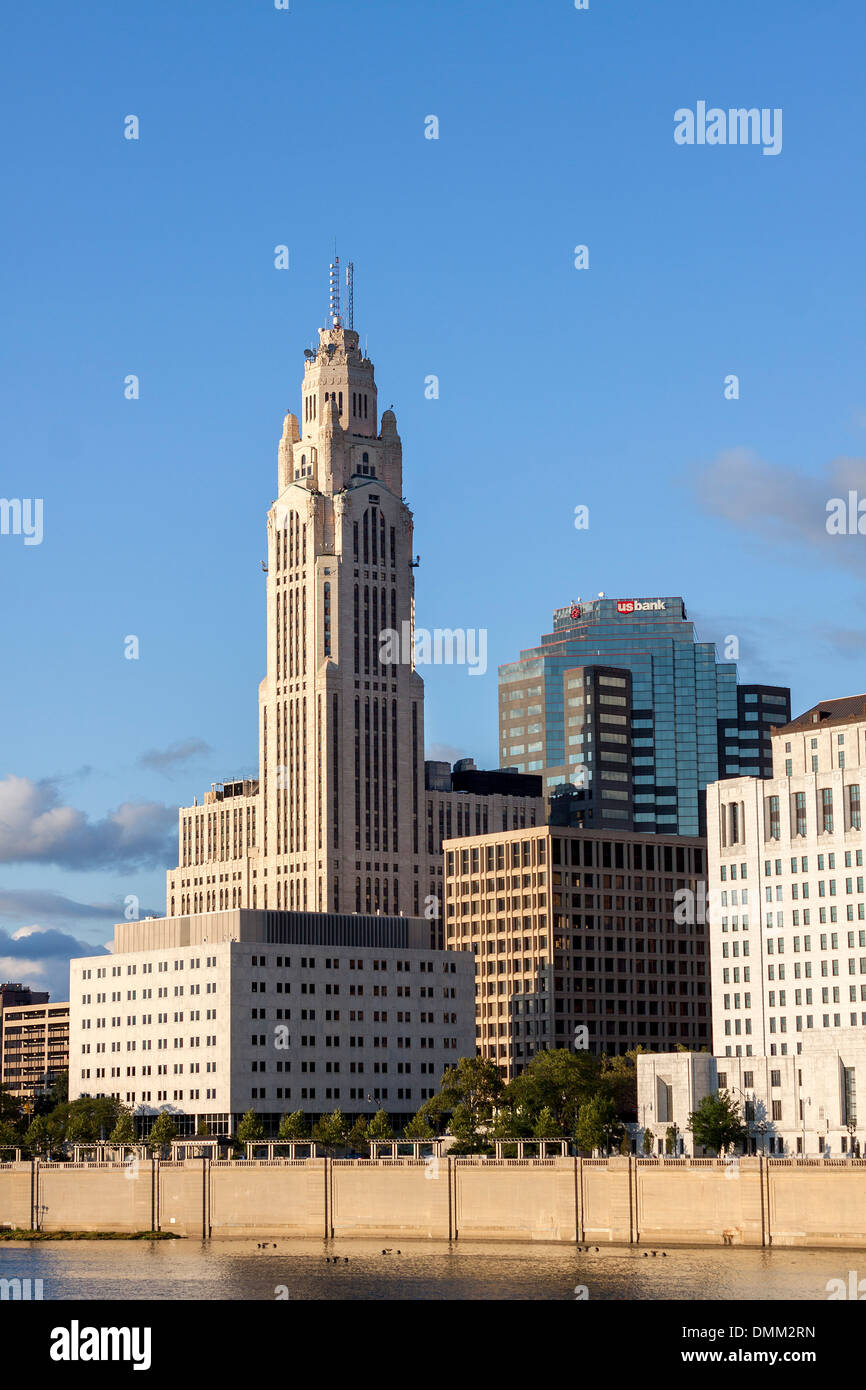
[345,261,354,331]
[329,253,341,326]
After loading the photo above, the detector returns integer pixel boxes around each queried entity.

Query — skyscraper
[498,595,790,836]
[167,272,544,930]
[707,694,866,1059]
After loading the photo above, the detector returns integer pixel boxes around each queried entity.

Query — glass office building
[498,596,790,836]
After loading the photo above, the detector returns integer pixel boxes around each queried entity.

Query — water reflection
[0,1239,846,1301]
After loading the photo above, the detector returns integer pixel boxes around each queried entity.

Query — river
[0,1239,851,1301]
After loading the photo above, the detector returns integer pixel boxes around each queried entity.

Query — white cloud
[0,775,175,871]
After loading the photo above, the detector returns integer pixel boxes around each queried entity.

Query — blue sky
[2,0,865,992]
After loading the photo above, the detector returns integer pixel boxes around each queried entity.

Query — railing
[9,1153,866,1174]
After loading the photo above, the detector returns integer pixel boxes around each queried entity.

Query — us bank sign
[616,598,666,614]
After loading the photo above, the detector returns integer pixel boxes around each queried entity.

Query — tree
[418,1056,504,1150]
[33,1071,68,1116]
[532,1106,561,1139]
[642,1126,654,1156]
[24,1115,53,1157]
[312,1110,349,1148]
[347,1115,370,1152]
[62,1096,123,1144]
[0,1120,21,1148]
[147,1111,178,1155]
[447,1103,492,1155]
[0,1086,22,1127]
[490,1104,533,1140]
[504,1049,603,1133]
[600,1052,638,1120]
[196,1118,212,1137]
[278,1111,308,1141]
[237,1109,265,1143]
[403,1111,435,1141]
[109,1111,136,1145]
[65,1109,93,1144]
[50,1071,69,1104]
[437,1057,504,1131]
[665,1124,680,1156]
[366,1109,393,1142]
[687,1092,746,1156]
[575,1095,623,1156]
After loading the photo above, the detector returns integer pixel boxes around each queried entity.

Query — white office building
[708,695,866,1059]
[69,909,475,1136]
[637,696,866,1157]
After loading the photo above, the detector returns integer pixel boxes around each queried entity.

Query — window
[794,792,807,838]
[821,788,834,835]
[767,795,780,841]
[844,1066,857,1126]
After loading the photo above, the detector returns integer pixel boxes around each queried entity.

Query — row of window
[254,1087,436,1102]
[81,957,217,981]
[724,786,863,846]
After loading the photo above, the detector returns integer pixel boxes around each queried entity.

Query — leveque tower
[166,273,543,930]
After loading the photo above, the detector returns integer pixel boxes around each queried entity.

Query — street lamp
[729,1085,754,1154]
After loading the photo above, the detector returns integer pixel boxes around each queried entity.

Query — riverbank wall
[3,1156,866,1248]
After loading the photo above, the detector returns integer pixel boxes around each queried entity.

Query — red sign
[616,600,634,614]
[570,604,581,619]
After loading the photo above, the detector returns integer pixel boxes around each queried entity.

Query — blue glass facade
[498,596,790,836]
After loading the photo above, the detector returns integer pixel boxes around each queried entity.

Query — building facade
[69,910,475,1134]
[708,695,866,1060]
[442,824,709,1075]
[498,595,790,836]
[165,281,543,941]
[634,697,866,1160]
[0,999,69,1103]
[638,1031,866,1158]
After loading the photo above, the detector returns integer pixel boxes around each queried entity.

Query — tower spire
[329,251,341,327]
[345,261,354,331]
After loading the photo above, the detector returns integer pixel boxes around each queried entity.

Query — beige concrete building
[443,824,709,1075]
[635,696,866,1159]
[165,284,543,941]
[0,999,69,1103]
[69,909,474,1135]
[638,1030,866,1158]
[708,696,866,1059]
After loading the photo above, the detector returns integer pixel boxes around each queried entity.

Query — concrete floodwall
[3,1157,866,1248]
[330,1159,449,1238]
[453,1159,578,1242]
[35,1162,155,1234]
[209,1160,326,1238]
[0,1163,33,1233]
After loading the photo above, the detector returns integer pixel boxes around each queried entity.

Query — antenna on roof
[345,261,354,330]
[329,250,341,327]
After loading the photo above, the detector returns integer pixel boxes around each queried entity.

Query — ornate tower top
[299,260,378,442]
